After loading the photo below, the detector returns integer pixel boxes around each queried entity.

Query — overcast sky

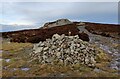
[0,2,119,32]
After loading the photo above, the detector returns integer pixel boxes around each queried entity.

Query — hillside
[1,19,120,43]
[1,23,89,43]
[85,22,120,38]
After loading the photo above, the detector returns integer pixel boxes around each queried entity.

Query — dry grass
[1,41,119,77]
[1,42,32,51]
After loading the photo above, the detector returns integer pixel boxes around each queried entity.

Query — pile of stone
[30,34,100,67]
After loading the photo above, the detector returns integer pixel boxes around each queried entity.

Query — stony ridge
[43,19,72,29]
[30,34,102,67]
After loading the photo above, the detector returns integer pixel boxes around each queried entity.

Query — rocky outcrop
[43,19,72,29]
[30,34,101,67]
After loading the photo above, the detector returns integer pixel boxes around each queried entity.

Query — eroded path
[77,26,120,72]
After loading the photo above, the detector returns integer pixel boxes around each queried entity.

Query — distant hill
[0,24,37,32]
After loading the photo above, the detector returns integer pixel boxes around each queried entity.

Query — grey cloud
[1,2,118,25]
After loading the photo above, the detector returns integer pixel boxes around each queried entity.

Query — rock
[43,19,72,29]
[43,47,49,51]
[37,41,42,46]
[40,43,45,46]
[90,57,96,64]
[53,34,61,39]
[56,52,61,58]
[116,58,120,62]
[93,68,102,72]
[43,52,47,55]
[51,45,56,49]
[74,60,79,64]
[74,51,78,54]
[66,57,73,62]
[42,55,47,60]
[68,36,74,39]
[85,58,89,64]
[30,34,103,68]
[76,44,80,47]
[45,58,53,63]
[88,63,95,67]
[71,49,74,53]
[57,48,61,51]
[80,44,85,49]
[33,44,38,50]
[74,35,79,39]
[34,47,43,53]
[76,48,81,52]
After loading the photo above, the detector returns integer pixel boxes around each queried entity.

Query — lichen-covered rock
[30,34,103,67]
[43,19,72,29]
